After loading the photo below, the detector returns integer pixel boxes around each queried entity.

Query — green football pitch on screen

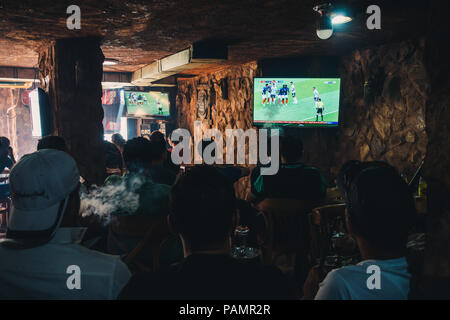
[253,78,341,127]
[125,91,170,117]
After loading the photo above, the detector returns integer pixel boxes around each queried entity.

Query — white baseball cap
[8,149,80,232]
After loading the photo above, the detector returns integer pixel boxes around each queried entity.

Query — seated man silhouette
[199,139,250,184]
[0,149,131,299]
[148,131,176,186]
[104,137,171,217]
[250,135,326,204]
[119,165,295,300]
[303,161,417,300]
[105,137,182,269]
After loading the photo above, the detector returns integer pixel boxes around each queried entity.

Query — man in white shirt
[313,87,319,100]
[0,149,131,299]
[304,161,416,300]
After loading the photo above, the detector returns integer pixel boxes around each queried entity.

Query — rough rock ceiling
[0,0,429,73]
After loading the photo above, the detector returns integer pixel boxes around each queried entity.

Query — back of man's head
[170,165,236,251]
[123,137,152,173]
[149,131,166,145]
[280,135,303,163]
[0,136,10,148]
[149,131,167,162]
[338,161,416,250]
[37,135,67,152]
[104,141,123,170]
[111,133,126,148]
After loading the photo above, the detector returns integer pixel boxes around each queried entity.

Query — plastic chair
[256,198,313,267]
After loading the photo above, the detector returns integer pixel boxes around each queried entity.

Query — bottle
[418,177,427,197]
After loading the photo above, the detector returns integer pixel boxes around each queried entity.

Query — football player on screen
[279,84,289,105]
[290,82,298,104]
[262,83,270,106]
[271,81,277,105]
[315,98,325,122]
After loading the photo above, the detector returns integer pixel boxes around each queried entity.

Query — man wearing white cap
[0,149,131,299]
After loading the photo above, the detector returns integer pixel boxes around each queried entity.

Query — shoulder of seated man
[119,265,181,299]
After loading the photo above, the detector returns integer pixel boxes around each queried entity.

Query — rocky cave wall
[0,88,38,160]
[335,39,428,179]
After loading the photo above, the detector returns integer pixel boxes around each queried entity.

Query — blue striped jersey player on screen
[279,84,290,105]
[290,82,298,104]
[262,83,270,106]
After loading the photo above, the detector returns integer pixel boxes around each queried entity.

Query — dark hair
[123,137,152,173]
[337,161,416,250]
[0,137,10,148]
[104,141,123,170]
[111,133,126,147]
[149,130,166,144]
[0,137,10,159]
[37,135,67,152]
[280,135,303,163]
[149,131,167,161]
[170,165,236,251]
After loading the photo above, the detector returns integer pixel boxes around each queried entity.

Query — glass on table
[231,225,259,260]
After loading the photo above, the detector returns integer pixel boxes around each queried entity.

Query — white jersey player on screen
[271,81,278,104]
[313,87,320,108]
[290,82,298,104]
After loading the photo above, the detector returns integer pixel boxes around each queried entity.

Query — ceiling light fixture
[103,58,119,66]
[331,14,352,25]
[313,3,352,39]
[313,3,334,40]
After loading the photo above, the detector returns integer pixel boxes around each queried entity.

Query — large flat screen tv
[253,78,341,127]
[125,91,170,117]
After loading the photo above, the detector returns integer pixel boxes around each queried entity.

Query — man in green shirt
[104,137,181,269]
[251,135,326,205]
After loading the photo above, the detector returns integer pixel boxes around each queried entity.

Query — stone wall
[0,88,38,160]
[335,39,428,178]
[417,0,450,298]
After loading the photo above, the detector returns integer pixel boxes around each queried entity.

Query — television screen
[125,91,170,117]
[30,88,53,137]
[253,78,341,127]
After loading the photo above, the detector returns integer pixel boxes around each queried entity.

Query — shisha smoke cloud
[79,174,146,222]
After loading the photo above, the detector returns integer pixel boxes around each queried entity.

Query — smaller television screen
[30,88,53,137]
[125,91,170,117]
[253,78,341,127]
